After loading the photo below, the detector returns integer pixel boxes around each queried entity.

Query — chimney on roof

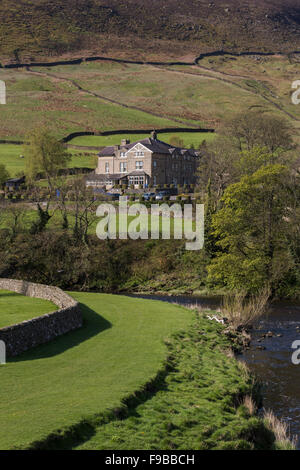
[121,138,130,146]
[151,130,157,140]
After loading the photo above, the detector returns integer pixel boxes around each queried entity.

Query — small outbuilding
[5,176,25,191]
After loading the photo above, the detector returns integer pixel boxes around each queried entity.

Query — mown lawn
[0,293,193,449]
[0,290,57,328]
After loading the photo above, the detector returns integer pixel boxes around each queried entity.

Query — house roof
[5,176,25,185]
[98,137,200,158]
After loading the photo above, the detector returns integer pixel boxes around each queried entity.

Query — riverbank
[127,293,300,449]
[74,311,293,450]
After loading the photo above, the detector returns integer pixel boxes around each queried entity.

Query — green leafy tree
[0,164,9,186]
[24,128,70,233]
[24,128,70,190]
[208,164,293,292]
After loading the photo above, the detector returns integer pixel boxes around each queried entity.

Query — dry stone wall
[0,279,82,357]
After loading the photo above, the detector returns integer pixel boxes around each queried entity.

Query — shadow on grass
[26,366,170,450]
[9,303,112,363]
[0,292,26,298]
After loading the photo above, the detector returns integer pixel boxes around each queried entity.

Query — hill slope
[0,0,300,63]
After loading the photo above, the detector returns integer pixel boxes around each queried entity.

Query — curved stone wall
[0,279,82,357]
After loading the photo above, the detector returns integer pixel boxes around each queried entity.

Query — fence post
[0,340,6,364]
[0,80,6,105]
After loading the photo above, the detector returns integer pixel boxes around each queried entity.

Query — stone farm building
[86,131,200,189]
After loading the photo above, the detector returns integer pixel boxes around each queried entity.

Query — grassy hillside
[0,55,299,144]
[0,290,56,328]
[0,293,193,449]
[0,0,299,63]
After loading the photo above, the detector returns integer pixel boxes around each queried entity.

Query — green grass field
[0,290,57,328]
[0,293,193,449]
[0,144,97,177]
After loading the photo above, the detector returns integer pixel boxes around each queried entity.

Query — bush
[222,287,270,328]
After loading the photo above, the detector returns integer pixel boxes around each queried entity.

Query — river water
[130,294,300,446]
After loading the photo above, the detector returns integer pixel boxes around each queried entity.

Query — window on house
[120,162,127,173]
[153,161,157,168]
[105,162,109,173]
[129,176,144,185]
[120,152,126,157]
[136,161,144,170]
[135,151,144,157]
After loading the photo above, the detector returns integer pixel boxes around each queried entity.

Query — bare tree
[223,111,294,155]
[69,178,98,244]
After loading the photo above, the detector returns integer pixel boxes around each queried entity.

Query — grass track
[0,292,192,449]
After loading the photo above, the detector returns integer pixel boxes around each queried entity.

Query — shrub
[264,410,296,449]
[221,287,270,328]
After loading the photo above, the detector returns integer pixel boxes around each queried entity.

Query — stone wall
[0,279,82,357]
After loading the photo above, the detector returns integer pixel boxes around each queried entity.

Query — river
[130,293,300,447]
